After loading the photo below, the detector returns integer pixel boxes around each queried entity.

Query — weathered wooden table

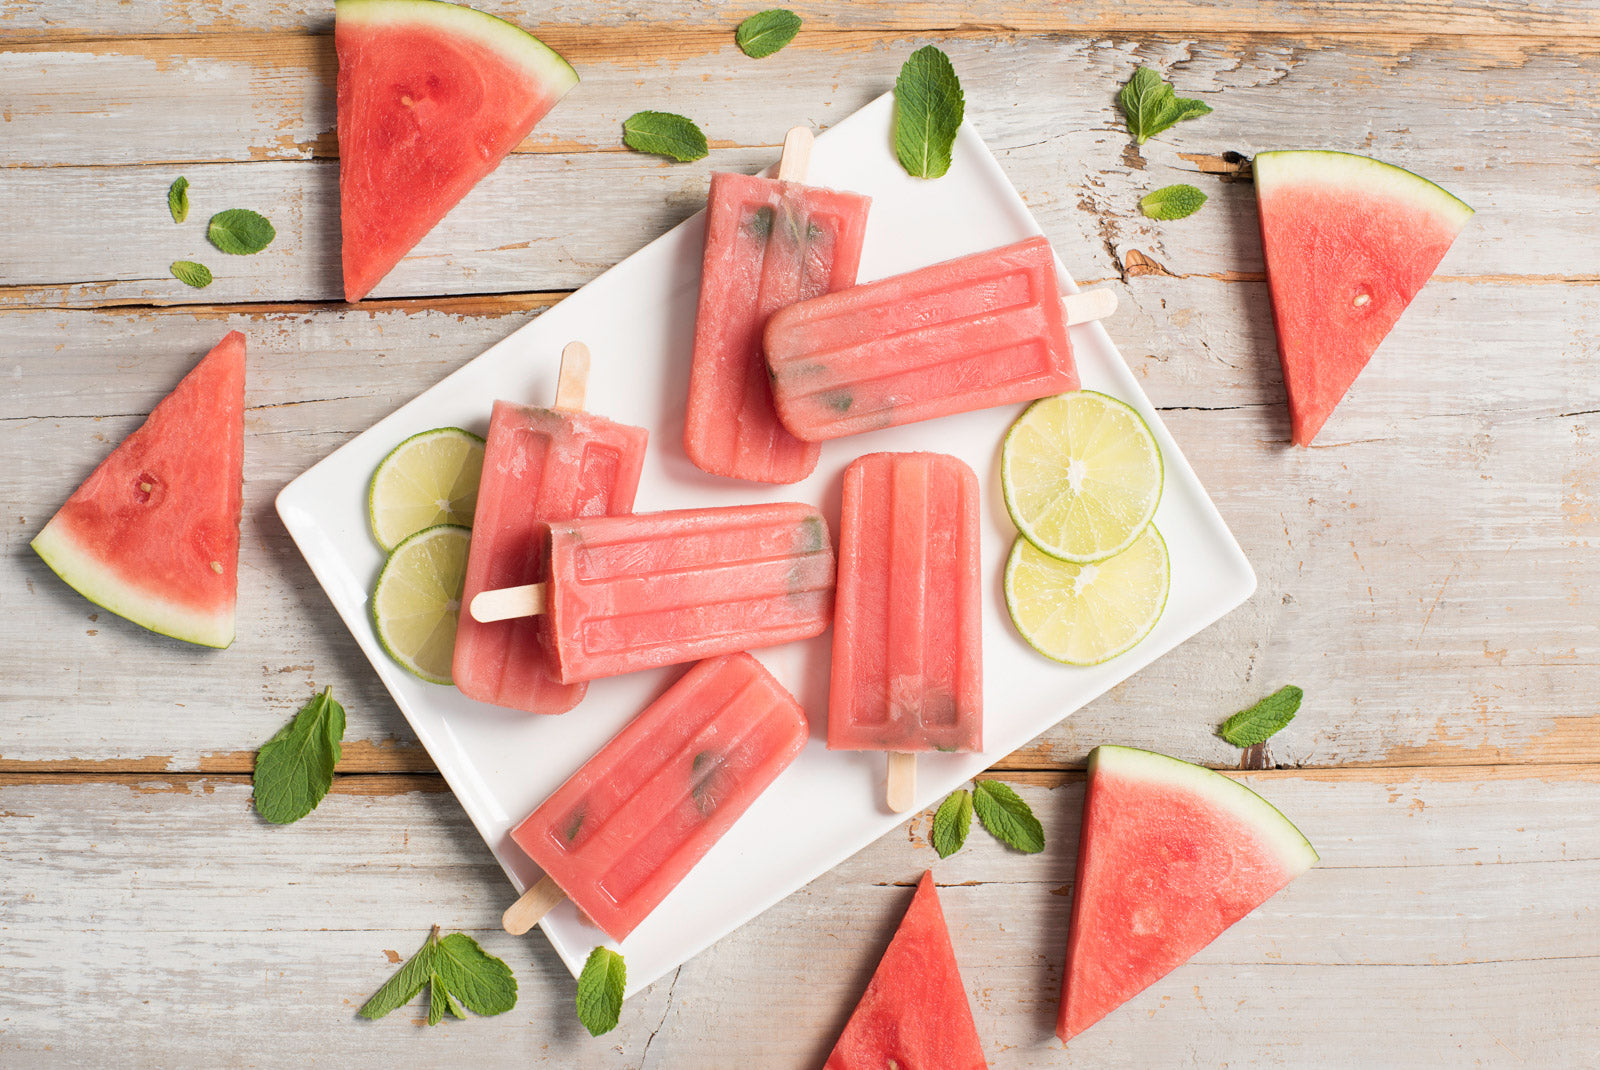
[4,2,1598,1065]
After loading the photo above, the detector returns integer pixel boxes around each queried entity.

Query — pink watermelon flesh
[31,332,247,649]
[1254,151,1472,445]
[826,871,987,1070]
[1057,746,1318,1042]
[335,0,578,302]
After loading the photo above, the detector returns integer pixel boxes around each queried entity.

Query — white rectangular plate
[277,92,1255,996]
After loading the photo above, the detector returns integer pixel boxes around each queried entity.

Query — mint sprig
[168,177,189,223]
[931,780,1043,858]
[170,260,212,289]
[931,788,973,859]
[893,45,964,179]
[253,686,345,824]
[1140,183,1208,220]
[1118,66,1212,145]
[735,9,801,59]
[358,926,517,1024]
[576,946,626,1037]
[622,111,709,162]
[207,208,276,255]
[1219,685,1303,747]
[972,779,1045,854]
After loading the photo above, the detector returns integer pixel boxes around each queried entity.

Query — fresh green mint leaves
[253,686,346,825]
[358,926,518,1025]
[170,260,212,289]
[931,787,974,859]
[622,111,709,162]
[207,208,276,255]
[1140,183,1208,220]
[893,45,964,179]
[932,779,1044,858]
[168,177,189,223]
[576,946,626,1037]
[1118,66,1212,145]
[1219,685,1303,747]
[736,9,801,59]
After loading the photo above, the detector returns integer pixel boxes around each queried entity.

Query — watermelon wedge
[335,0,578,302]
[1254,151,1472,445]
[825,871,987,1070]
[1057,746,1317,1042]
[31,332,247,649]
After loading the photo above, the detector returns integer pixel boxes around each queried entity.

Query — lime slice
[1004,525,1169,665]
[368,427,485,550]
[1002,391,1163,563]
[371,524,472,684]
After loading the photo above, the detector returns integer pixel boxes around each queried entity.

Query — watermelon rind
[32,520,234,649]
[333,0,579,95]
[1253,150,1474,227]
[1090,745,1319,869]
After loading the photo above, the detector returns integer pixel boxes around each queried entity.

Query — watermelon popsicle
[503,653,810,941]
[684,126,872,483]
[764,236,1118,441]
[828,452,982,812]
[453,342,648,714]
[469,502,835,683]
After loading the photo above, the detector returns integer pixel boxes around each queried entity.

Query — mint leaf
[358,928,437,1021]
[207,208,276,255]
[433,933,517,1017]
[622,111,709,162]
[253,686,345,824]
[972,779,1044,854]
[359,927,517,1025]
[168,177,189,223]
[170,260,212,289]
[736,9,801,58]
[931,788,974,859]
[893,45,964,179]
[1118,65,1212,145]
[1140,183,1208,220]
[1219,685,1303,747]
[576,947,626,1037]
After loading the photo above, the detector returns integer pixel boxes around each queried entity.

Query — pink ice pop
[828,452,982,811]
[684,128,872,483]
[765,236,1116,441]
[470,502,835,684]
[504,652,809,941]
[453,344,648,714]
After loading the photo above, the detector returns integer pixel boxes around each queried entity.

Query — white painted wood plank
[1,35,1595,305]
[0,772,1594,1065]
[3,284,1598,770]
[5,0,1598,37]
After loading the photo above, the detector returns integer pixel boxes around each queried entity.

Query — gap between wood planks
[2,763,1599,795]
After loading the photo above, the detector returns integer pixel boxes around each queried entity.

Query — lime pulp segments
[371,523,472,684]
[1004,525,1170,665]
[368,426,485,550]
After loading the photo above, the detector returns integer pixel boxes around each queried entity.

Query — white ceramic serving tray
[277,91,1255,996]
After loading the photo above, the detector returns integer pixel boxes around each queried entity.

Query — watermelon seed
[1353,292,1372,307]
[211,561,223,574]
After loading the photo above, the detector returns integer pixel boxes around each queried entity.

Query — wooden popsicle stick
[1062,287,1119,326]
[470,582,547,623]
[552,340,590,412]
[886,752,917,813]
[503,874,567,935]
[776,126,813,182]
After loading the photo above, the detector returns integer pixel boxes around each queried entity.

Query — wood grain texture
[5,271,1596,771]
[2,33,1596,305]
[0,773,1594,1066]
[3,0,1597,39]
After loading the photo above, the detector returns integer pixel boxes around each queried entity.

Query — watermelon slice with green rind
[1254,150,1472,445]
[1057,746,1318,1041]
[31,332,247,649]
[826,871,987,1070]
[335,0,579,301]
